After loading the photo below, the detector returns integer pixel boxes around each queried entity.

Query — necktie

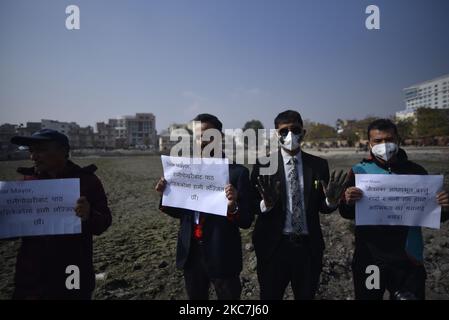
[288,157,306,235]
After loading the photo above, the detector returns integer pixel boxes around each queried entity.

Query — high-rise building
[396,74,449,120]
[108,113,157,149]
[95,122,117,149]
[68,126,95,149]
[0,124,17,152]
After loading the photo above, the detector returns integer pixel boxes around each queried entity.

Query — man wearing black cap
[9,129,112,299]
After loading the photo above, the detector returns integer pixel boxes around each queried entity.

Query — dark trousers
[183,240,242,300]
[352,249,426,300]
[257,235,321,300]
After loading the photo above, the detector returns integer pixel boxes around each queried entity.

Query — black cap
[11,129,70,149]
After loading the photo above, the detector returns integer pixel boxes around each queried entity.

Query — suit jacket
[251,150,334,265]
[159,163,253,278]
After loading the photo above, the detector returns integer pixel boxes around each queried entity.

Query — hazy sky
[1,0,449,132]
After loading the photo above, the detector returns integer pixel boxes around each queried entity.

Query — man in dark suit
[155,114,253,300]
[251,110,347,300]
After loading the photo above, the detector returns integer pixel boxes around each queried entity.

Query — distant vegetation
[244,108,449,147]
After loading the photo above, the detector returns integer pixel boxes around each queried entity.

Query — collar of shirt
[194,211,200,224]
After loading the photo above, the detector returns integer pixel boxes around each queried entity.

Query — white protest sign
[161,155,229,216]
[0,179,81,239]
[355,174,443,229]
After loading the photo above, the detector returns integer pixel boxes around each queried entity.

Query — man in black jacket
[9,129,112,299]
[155,114,253,300]
[251,110,347,300]
[340,119,449,300]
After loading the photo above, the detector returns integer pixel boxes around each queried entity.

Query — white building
[396,74,449,120]
[108,113,157,149]
[395,109,416,120]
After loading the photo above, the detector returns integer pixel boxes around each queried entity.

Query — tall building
[95,122,117,149]
[108,113,157,149]
[41,119,79,134]
[0,124,17,152]
[68,126,95,149]
[396,74,449,120]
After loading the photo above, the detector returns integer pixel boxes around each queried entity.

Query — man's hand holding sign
[345,175,449,228]
[353,174,447,228]
[156,175,238,215]
[345,185,449,208]
[157,155,237,216]
[0,178,82,239]
[75,196,91,221]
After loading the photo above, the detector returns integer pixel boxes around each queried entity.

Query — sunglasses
[278,127,303,137]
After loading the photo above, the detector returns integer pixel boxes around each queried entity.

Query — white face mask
[278,131,302,151]
[370,142,398,162]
